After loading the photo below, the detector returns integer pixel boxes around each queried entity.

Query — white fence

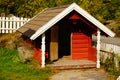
[0,16,30,33]
[101,43,120,54]
[92,36,120,54]
[100,40,120,71]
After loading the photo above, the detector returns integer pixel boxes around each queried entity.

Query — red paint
[34,42,49,63]
[72,44,89,48]
[69,13,97,32]
[34,42,41,63]
[68,12,97,61]
[72,35,89,39]
[71,32,96,61]
[72,40,89,44]
[78,15,97,31]
[88,48,96,61]
[72,48,88,53]
[72,33,91,60]
[45,52,49,59]
[34,48,41,63]
[24,39,32,47]
[69,13,81,20]
[72,53,88,59]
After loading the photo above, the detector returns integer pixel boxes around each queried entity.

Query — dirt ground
[49,68,112,80]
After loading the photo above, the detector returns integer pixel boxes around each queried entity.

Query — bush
[101,56,120,79]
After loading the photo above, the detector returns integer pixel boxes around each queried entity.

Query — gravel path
[49,68,109,80]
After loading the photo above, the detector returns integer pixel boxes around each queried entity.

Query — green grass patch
[0,47,53,80]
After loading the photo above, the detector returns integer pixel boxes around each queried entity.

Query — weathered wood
[50,25,58,61]
[101,43,120,54]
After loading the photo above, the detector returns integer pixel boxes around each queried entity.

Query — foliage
[0,0,119,20]
[0,47,53,80]
[0,32,22,49]
[0,0,120,36]
[107,20,120,37]
[101,54,120,79]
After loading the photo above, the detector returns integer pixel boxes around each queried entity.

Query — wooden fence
[93,36,120,67]
[99,37,120,71]
[92,36,120,54]
[0,16,30,33]
[101,43,120,54]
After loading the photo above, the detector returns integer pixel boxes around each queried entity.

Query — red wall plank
[72,44,89,48]
[72,32,91,60]
[88,48,96,61]
[72,48,88,53]
[72,53,88,60]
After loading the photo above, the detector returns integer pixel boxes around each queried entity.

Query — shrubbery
[101,54,120,79]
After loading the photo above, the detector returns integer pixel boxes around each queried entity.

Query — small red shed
[18,3,115,68]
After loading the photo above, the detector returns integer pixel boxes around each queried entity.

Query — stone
[18,47,33,63]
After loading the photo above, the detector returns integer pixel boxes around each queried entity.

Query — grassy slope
[0,47,52,80]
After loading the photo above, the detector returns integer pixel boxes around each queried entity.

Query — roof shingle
[18,5,69,37]
[18,3,115,39]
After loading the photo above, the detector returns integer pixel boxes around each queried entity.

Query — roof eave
[30,3,77,40]
[30,3,115,40]
[72,3,115,37]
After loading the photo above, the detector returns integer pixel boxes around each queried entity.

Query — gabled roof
[18,3,115,40]
[18,5,69,37]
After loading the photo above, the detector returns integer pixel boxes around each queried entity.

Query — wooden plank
[71,32,92,60]
[72,35,88,39]
[72,39,89,44]
[72,48,88,53]
[9,17,13,33]
[72,53,88,60]
[13,17,16,32]
[5,17,8,33]
[50,25,58,61]
[72,44,89,48]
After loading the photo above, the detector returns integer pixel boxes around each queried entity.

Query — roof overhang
[30,3,115,40]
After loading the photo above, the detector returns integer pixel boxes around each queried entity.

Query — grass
[0,47,53,80]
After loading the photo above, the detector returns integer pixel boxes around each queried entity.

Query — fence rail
[0,16,30,33]
[92,36,120,54]
[101,43,120,54]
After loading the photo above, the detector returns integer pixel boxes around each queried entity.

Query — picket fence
[0,16,30,33]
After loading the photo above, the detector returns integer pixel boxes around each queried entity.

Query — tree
[0,0,15,16]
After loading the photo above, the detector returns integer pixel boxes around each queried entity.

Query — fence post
[2,17,5,33]
[6,17,8,33]
[0,17,1,33]
[17,18,20,29]
[13,17,16,32]
[20,17,24,27]
[0,16,30,33]
[97,29,101,68]
[9,17,12,33]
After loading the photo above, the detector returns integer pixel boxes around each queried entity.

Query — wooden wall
[50,25,58,61]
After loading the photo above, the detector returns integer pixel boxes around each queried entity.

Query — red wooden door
[71,33,91,60]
